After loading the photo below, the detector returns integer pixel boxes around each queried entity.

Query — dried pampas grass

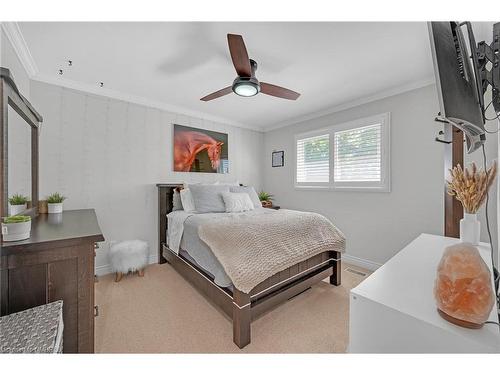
[447,161,497,214]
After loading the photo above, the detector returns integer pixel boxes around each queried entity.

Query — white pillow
[221,192,255,213]
[180,188,196,213]
[183,181,218,188]
[214,181,240,186]
[229,186,262,209]
[172,190,183,211]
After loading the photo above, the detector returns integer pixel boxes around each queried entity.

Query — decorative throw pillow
[221,192,255,213]
[229,186,261,209]
[188,184,230,213]
[180,188,196,213]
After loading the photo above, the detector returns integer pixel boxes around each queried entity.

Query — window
[295,113,390,191]
[334,124,381,182]
[296,134,330,184]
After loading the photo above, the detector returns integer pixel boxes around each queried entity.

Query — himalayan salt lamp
[434,243,495,328]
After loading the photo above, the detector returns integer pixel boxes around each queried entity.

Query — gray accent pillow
[188,184,231,213]
[230,186,261,209]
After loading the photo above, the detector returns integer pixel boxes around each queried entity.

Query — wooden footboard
[234,250,340,348]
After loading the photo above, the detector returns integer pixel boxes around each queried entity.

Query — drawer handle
[94,305,99,317]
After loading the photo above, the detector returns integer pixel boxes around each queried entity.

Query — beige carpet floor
[95,262,370,353]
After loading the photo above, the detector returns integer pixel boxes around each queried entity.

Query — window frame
[294,112,391,192]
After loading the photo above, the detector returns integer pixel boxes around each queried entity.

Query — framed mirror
[1,68,42,218]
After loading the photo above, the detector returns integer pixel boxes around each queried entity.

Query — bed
[157,183,344,348]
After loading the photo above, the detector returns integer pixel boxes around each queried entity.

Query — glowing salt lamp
[434,243,495,328]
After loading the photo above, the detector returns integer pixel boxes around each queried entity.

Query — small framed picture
[272,151,284,167]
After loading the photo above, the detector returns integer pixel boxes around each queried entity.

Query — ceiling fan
[200,34,300,101]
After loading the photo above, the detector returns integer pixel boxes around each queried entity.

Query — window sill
[294,185,391,193]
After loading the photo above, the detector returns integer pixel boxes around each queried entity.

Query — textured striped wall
[31,80,264,269]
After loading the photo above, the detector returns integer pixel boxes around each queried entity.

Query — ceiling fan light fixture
[232,77,260,97]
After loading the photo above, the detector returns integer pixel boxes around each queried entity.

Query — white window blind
[334,123,382,182]
[296,134,330,183]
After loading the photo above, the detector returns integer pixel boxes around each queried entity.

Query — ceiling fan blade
[227,34,252,77]
[260,82,300,100]
[200,86,233,101]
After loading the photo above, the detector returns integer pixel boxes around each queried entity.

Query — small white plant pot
[1,220,31,242]
[9,203,27,216]
[48,203,63,214]
[460,213,481,245]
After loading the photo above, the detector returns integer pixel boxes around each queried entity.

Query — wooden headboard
[156,184,181,264]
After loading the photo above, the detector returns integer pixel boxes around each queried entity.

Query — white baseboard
[95,254,158,276]
[95,253,382,275]
[342,253,382,271]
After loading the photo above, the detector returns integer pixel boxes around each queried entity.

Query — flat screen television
[428,21,486,153]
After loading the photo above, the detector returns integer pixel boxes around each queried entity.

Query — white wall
[30,80,264,273]
[263,85,448,268]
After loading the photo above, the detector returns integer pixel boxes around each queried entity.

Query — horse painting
[173,125,227,173]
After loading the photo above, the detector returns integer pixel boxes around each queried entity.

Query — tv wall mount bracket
[465,21,500,115]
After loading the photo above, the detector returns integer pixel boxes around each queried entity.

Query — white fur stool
[109,240,149,282]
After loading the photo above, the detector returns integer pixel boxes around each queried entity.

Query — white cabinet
[349,234,500,353]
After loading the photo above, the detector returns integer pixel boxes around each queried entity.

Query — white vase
[1,220,31,241]
[460,213,481,245]
[9,203,27,216]
[48,203,63,214]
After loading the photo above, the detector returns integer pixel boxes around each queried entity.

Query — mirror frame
[0,67,42,218]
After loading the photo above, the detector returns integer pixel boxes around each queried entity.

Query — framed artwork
[173,124,229,173]
[272,151,284,167]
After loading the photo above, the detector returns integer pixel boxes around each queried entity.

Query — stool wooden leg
[138,268,145,277]
[115,272,123,282]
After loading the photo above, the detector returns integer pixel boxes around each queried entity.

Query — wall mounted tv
[428,21,500,153]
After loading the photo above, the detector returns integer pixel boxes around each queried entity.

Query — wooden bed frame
[157,184,341,348]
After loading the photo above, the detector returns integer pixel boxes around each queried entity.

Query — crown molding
[31,73,264,132]
[264,77,436,132]
[1,22,38,77]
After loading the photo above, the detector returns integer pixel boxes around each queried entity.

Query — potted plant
[1,215,31,242]
[8,194,29,216]
[447,161,497,244]
[258,191,274,208]
[47,193,66,214]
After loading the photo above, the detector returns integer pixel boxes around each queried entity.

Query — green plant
[258,191,273,202]
[3,215,31,224]
[8,194,29,205]
[47,192,66,204]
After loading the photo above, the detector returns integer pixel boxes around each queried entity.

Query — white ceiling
[16,22,447,130]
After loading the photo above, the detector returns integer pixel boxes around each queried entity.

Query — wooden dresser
[0,209,104,353]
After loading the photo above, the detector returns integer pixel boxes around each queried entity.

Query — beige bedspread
[198,209,345,293]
